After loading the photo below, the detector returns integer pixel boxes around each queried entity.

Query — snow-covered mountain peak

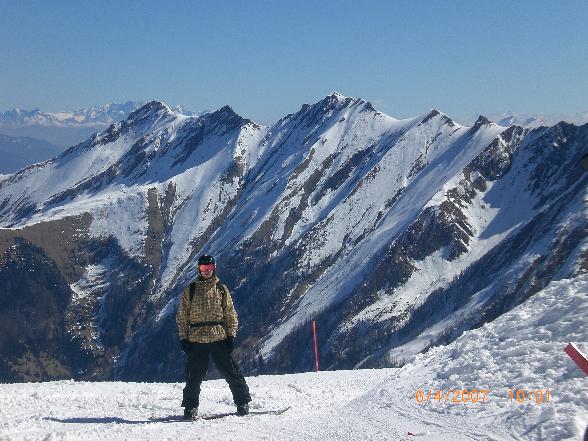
[465,115,503,137]
[112,101,180,139]
[473,115,496,128]
[288,93,381,131]
[418,109,457,127]
[323,91,375,108]
[207,105,247,125]
[313,92,368,111]
[184,105,259,146]
[328,90,346,100]
[318,92,352,109]
[127,101,174,121]
[319,91,351,106]
[215,104,238,115]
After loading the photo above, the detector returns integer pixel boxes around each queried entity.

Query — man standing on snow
[176,254,251,420]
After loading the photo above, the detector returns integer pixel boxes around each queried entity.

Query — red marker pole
[313,320,319,372]
[565,342,588,376]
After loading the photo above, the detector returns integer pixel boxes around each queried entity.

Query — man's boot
[236,403,249,416]
[183,407,198,420]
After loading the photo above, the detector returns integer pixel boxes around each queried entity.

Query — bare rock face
[0,98,586,382]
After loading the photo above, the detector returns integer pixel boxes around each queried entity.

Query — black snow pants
[182,340,251,409]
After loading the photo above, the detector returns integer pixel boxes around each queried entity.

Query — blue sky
[1,0,587,124]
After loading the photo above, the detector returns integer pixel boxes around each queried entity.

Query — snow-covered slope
[0,275,585,440]
[0,101,265,267]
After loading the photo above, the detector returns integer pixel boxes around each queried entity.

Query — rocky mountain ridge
[0,93,585,381]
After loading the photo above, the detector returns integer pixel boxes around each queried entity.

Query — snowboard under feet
[149,406,291,422]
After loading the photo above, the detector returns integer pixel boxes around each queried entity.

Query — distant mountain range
[0,93,585,382]
[0,102,198,147]
[462,111,588,128]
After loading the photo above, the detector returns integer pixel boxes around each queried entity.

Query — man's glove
[225,336,235,352]
[180,339,191,353]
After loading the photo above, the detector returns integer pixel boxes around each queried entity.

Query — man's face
[199,264,215,279]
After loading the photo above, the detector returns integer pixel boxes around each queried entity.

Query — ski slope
[0,276,586,440]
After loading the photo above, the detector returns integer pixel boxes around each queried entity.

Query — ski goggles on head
[199,264,215,272]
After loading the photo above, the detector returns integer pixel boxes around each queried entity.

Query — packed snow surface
[0,275,585,440]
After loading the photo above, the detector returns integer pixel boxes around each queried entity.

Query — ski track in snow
[0,370,507,441]
[0,371,392,441]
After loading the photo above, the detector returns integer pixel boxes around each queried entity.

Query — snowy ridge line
[259,118,586,371]
[255,117,509,357]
